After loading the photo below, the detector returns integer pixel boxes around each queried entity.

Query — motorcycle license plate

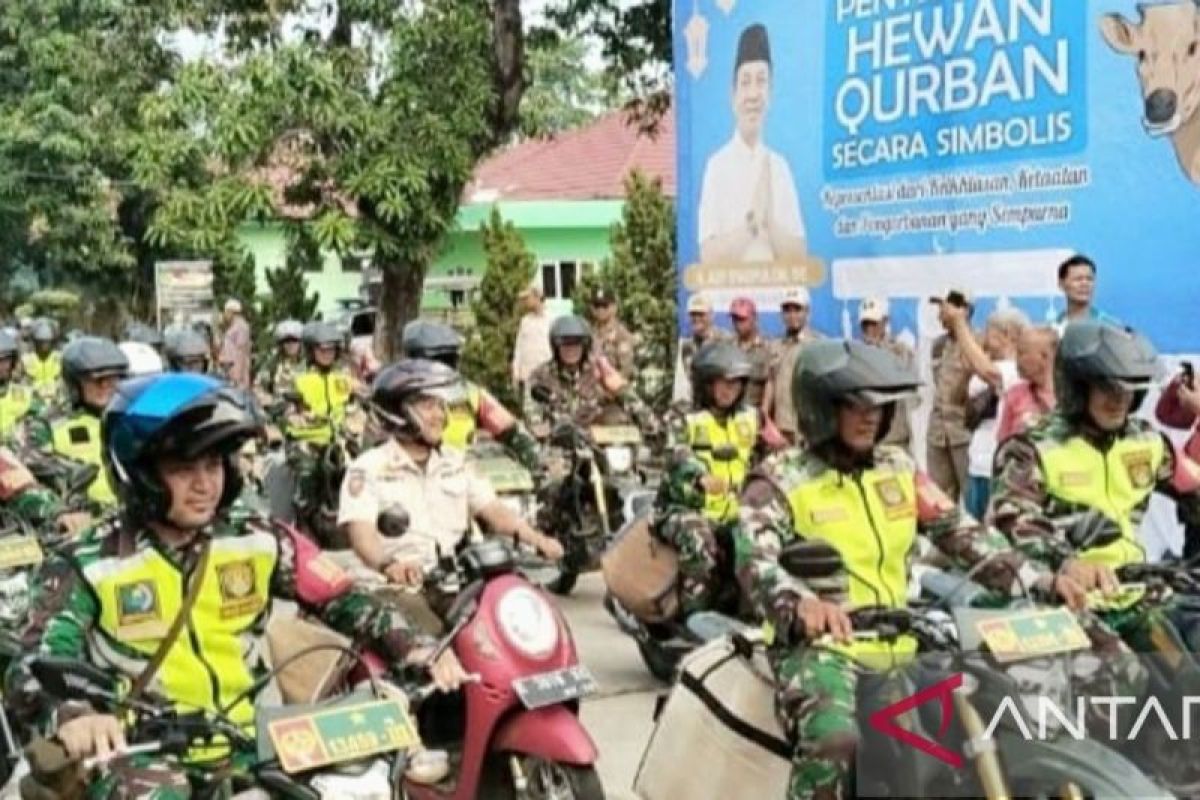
[513,665,598,710]
[268,699,419,774]
[590,425,641,445]
[975,607,1090,664]
[0,536,43,570]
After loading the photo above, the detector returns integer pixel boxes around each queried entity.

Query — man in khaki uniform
[672,293,729,404]
[927,287,976,501]
[729,297,774,410]
[590,288,637,380]
[762,287,821,445]
[338,360,562,595]
[859,297,915,453]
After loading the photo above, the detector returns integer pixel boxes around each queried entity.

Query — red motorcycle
[357,509,605,799]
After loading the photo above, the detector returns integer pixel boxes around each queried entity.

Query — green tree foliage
[519,36,619,138]
[461,209,536,411]
[258,226,321,329]
[135,0,530,359]
[575,171,676,411]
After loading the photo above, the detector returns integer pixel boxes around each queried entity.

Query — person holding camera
[925,287,977,502]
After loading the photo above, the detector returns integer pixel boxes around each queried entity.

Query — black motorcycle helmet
[1056,321,1157,422]
[549,315,592,365]
[402,321,463,369]
[62,337,130,407]
[124,322,164,351]
[793,340,919,449]
[104,373,264,525]
[690,341,752,410]
[371,359,463,447]
[0,331,17,380]
[302,322,344,366]
[163,328,211,373]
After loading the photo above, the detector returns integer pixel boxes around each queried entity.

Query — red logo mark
[867,672,964,769]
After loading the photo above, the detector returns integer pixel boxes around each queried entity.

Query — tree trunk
[490,0,525,142]
[375,261,425,362]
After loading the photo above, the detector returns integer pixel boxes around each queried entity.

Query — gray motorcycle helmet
[163,329,211,373]
[273,319,304,345]
[549,315,592,363]
[402,320,462,369]
[691,341,752,409]
[793,339,920,448]
[1056,321,1157,421]
[62,337,129,406]
[302,321,344,364]
[30,318,57,346]
[0,331,17,362]
[124,322,164,350]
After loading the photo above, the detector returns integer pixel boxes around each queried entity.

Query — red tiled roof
[467,107,676,202]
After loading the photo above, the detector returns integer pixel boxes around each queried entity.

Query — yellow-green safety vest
[50,413,116,506]
[782,462,919,667]
[443,384,482,451]
[85,530,276,756]
[0,384,33,440]
[289,370,353,445]
[686,408,758,523]
[23,352,61,397]
[1036,431,1164,568]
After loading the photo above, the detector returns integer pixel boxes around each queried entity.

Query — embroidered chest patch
[116,580,166,639]
[873,478,913,519]
[216,560,263,619]
[1121,451,1154,491]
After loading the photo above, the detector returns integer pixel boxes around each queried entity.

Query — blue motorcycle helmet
[103,373,264,524]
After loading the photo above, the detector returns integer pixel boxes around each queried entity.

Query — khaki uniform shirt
[768,327,822,437]
[512,310,553,385]
[593,319,637,380]
[736,334,775,410]
[337,439,496,567]
[928,334,973,448]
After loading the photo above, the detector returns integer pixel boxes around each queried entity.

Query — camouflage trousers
[654,510,721,618]
[86,750,257,799]
[770,646,858,800]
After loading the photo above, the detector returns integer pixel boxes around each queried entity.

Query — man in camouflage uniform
[9,373,464,800]
[0,329,41,442]
[524,315,654,439]
[658,341,764,615]
[672,293,729,405]
[589,288,637,380]
[728,297,774,411]
[735,339,1107,800]
[858,297,915,453]
[254,319,305,407]
[763,288,822,446]
[18,337,129,512]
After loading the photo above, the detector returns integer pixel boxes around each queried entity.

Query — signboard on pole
[155,260,215,329]
[673,0,1200,353]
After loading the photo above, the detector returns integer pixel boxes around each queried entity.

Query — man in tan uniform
[762,287,821,445]
[730,297,774,410]
[927,287,975,501]
[338,360,562,594]
[590,288,637,380]
[858,297,915,454]
[672,293,729,405]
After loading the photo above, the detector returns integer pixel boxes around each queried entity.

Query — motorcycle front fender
[491,705,598,766]
[992,729,1169,799]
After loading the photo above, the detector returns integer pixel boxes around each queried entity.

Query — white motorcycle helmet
[119,341,164,377]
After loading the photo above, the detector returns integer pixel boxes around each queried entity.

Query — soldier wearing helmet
[855,297,915,453]
[255,319,305,405]
[524,315,653,439]
[655,340,767,616]
[16,337,129,508]
[123,322,165,354]
[402,320,539,472]
[163,327,213,374]
[337,360,562,603]
[0,329,40,440]
[22,318,62,402]
[734,339,1089,800]
[10,373,447,797]
[588,288,637,380]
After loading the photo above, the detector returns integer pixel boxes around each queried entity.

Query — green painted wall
[238,199,625,319]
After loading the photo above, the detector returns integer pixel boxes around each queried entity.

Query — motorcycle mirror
[377,506,410,539]
[778,540,844,581]
[530,385,553,404]
[1066,510,1123,552]
[29,657,119,701]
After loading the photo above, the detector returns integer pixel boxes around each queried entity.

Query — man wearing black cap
[590,288,637,380]
[698,23,806,266]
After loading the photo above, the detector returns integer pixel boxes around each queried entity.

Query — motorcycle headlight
[496,586,560,660]
[604,446,633,474]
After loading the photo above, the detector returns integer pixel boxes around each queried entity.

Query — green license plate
[268,698,419,774]
[0,536,43,570]
[590,425,642,445]
[976,607,1090,664]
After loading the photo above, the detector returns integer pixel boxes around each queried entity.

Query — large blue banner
[674,0,1200,352]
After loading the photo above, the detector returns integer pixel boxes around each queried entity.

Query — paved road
[555,573,662,800]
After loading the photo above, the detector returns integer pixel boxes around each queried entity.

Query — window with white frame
[540,260,596,300]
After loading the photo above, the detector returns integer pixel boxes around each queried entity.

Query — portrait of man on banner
[697,23,808,267]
